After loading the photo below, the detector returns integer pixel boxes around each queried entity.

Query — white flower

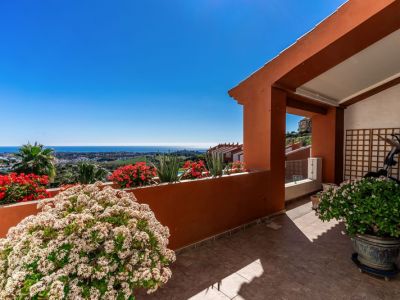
[0,183,175,299]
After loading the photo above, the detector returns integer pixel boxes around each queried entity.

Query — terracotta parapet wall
[0,171,280,250]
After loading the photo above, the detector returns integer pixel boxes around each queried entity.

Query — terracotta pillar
[242,91,270,170]
[311,107,344,184]
[242,87,286,212]
[270,88,287,211]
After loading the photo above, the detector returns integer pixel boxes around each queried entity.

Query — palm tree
[13,142,56,180]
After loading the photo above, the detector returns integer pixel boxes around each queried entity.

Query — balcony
[136,197,397,299]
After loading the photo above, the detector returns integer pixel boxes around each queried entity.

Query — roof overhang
[296,29,400,107]
[228,0,400,109]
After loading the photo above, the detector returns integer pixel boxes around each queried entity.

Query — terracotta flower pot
[352,234,400,271]
[310,194,320,210]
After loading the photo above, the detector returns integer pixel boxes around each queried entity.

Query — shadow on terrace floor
[138,199,400,300]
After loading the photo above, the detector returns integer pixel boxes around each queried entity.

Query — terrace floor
[139,197,400,299]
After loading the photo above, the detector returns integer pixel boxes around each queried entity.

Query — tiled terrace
[139,198,400,300]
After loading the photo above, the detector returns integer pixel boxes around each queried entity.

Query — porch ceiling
[296,28,400,106]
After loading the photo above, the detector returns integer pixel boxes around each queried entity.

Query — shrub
[0,183,175,299]
[109,163,157,188]
[155,154,180,183]
[317,177,400,238]
[225,161,246,175]
[78,162,109,184]
[181,160,208,180]
[206,153,224,177]
[0,173,50,205]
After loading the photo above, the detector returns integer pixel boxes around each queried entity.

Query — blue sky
[0,0,346,146]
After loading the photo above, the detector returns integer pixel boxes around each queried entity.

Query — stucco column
[270,88,287,210]
[311,107,344,184]
[242,87,286,211]
[242,90,270,171]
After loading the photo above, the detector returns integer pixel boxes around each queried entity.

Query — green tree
[13,142,56,180]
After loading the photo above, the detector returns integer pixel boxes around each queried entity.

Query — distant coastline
[0,146,207,154]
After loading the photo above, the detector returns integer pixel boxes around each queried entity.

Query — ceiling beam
[340,75,400,108]
[274,85,330,116]
[286,98,327,116]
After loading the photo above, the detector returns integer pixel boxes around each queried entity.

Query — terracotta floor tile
[140,198,400,300]
[212,273,249,298]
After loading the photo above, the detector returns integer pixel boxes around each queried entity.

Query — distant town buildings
[0,155,17,173]
[208,143,243,163]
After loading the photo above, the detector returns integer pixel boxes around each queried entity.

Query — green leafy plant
[206,152,224,177]
[155,154,180,183]
[12,142,56,180]
[317,177,400,238]
[77,162,108,184]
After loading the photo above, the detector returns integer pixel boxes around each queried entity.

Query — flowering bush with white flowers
[0,182,175,299]
[317,177,400,238]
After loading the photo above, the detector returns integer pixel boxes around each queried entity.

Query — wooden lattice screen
[344,128,400,181]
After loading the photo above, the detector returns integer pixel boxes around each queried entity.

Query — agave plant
[155,154,180,183]
[77,162,108,184]
[12,142,56,180]
[206,152,224,177]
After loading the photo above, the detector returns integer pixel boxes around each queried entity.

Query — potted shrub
[310,192,322,210]
[0,183,175,299]
[317,177,400,272]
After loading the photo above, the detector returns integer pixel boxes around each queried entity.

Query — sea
[0,146,207,154]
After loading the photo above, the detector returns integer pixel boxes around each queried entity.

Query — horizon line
[0,142,232,148]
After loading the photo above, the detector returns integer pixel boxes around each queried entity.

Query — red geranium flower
[109,162,156,189]
[181,160,208,180]
[0,173,49,205]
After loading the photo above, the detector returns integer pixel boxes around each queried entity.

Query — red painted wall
[311,107,344,184]
[0,171,283,250]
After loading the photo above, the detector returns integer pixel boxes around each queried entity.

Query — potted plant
[317,177,400,272]
[310,192,322,210]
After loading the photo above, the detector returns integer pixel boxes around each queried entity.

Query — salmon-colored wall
[311,107,344,184]
[0,172,283,250]
[0,203,40,238]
